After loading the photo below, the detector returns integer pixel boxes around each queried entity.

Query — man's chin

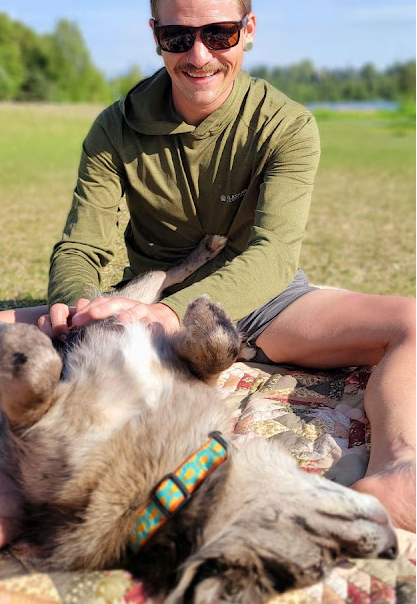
[185,89,222,107]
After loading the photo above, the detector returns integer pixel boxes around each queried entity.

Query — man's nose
[186,33,213,67]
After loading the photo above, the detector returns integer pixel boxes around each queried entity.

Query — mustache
[175,63,228,76]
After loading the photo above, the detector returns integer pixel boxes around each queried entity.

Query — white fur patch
[121,322,173,411]
[44,322,173,456]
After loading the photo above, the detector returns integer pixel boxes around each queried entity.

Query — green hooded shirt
[48,68,320,322]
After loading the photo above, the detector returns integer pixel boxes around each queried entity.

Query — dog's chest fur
[5,319,232,574]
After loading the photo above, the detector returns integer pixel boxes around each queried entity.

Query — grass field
[0,102,415,310]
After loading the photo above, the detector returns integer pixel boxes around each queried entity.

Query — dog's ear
[165,536,295,604]
[169,297,241,384]
[166,437,398,604]
[0,324,62,430]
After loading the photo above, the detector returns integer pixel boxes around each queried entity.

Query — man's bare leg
[256,289,416,532]
[0,305,48,325]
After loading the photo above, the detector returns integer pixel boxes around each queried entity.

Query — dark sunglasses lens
[203,23,240,49]
[158,26,194,52]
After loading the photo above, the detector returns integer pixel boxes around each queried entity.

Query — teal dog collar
[129,432,228,552]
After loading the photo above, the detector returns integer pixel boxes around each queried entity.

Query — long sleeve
[48,116,126,306]
[161,114,320,322]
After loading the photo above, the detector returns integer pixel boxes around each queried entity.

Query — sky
[1,0,416,78]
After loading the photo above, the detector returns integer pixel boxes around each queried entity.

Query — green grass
[0,103,129,309]
[304,112,415,295]
[0,102,415,310]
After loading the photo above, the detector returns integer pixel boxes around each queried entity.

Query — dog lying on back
[0,235,397,604]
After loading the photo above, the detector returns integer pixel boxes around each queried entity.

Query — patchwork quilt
[0,361,415,604]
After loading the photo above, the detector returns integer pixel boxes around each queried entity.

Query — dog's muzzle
[129,432,228,551]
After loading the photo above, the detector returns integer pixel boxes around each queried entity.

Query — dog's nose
[378,544,398,560]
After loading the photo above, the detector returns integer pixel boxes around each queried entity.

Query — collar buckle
[150,472,192,518]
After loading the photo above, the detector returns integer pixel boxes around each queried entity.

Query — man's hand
[39,297,181,338]
[71,297,180,333]
[71,297,181,334]
[38,302,80,340]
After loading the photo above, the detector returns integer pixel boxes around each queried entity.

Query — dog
[0,235,397,604]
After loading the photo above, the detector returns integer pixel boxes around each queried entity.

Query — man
[0,0,415,545]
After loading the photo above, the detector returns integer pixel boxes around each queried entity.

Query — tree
[14,21,53,100]
[109,64,144,99]
[0,13,24,99]
[0,12,114,102]
[359,63,378,98]
[44,19,111,102]
[396,61,416,99]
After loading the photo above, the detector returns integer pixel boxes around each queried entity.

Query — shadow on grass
[0,299,47,311]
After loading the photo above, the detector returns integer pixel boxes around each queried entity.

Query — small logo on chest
[220,189,247,203]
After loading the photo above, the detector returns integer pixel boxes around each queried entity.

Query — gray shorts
[236,269,317,362]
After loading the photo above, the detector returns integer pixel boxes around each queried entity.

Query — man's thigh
[255,289,414,368]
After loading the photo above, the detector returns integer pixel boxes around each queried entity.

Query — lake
[307,100,399,112]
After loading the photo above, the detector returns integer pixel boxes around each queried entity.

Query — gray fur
[0,235,397,603]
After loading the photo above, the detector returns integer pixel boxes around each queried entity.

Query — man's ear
[244,12,256,47]
[149,18,158,46]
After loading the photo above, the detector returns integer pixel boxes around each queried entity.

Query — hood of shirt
[119,67,251,139]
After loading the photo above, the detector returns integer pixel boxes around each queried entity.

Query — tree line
[0,13,143,102]
[0,12,415,104]
[250,60,416,104]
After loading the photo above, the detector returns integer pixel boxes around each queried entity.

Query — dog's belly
[32,320,232,482]
[65,322,172,426]
[23,322,173,485]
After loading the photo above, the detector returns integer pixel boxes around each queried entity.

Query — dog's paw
[203,234,228,254]
[183,297,238,348]
[190,234,227,265]
[172,297,240,383]
[238,342,256,361]
[0,323,62,428]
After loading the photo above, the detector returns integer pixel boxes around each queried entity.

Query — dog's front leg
[163,235,227,287]
[115,235,227,305]
[0,324,62,430]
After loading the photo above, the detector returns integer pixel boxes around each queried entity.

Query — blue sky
[2,0,415,77]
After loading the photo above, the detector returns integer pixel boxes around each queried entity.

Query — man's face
[152,0,255,124]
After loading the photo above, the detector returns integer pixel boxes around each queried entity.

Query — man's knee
[390,297,416,346]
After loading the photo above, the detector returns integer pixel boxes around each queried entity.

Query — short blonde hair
[150,0,252,20]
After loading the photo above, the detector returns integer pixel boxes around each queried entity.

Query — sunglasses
[153,15,248,54]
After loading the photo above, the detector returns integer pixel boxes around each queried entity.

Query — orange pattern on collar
[129,432,228,552]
